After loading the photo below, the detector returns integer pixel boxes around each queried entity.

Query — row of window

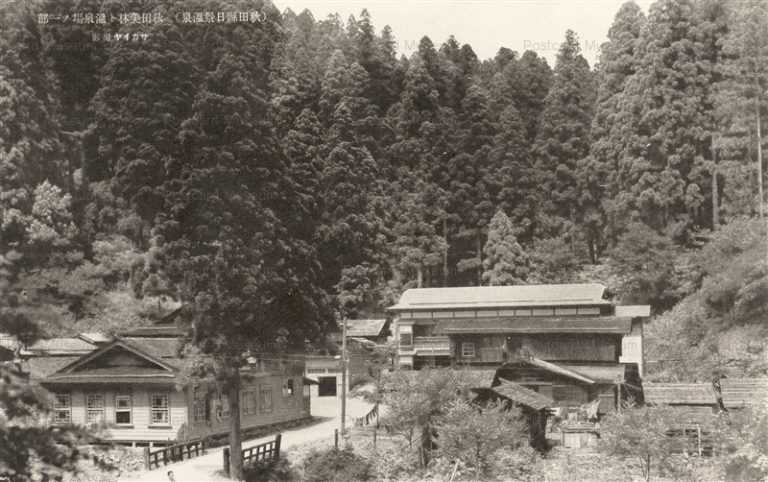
[54,392,169,426]
[192,379,300,423]
[53,379,302,426]
[399,336,477,358]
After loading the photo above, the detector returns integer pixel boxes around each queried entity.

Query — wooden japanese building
[388,284,649,414]
[39,322,311,446]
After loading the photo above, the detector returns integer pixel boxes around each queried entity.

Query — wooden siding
[60,386,187,443]
[450,334,619,364]
[507,335,619,362]
[186,374,308,440]
[49,375,308,444]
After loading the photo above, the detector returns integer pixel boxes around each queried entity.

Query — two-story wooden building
[388,284,649,414]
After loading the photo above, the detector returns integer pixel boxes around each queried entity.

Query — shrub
[243,457,298,482]
[302,447,374,482]
[434,400,527,479]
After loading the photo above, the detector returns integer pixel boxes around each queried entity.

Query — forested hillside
[1,0,766,377]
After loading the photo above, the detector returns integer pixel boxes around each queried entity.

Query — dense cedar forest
[0,0,766,380]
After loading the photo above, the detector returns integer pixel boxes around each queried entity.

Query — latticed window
[218,394,230,419]
[115,394,132,425]
[150,393,170,425]
[53,393,71,424]
[461,342,476,358]
[241,390,257,415]
[260,385,273,413]
[193,387,207,422]
[86,394,105,424]
[283,379,295,397]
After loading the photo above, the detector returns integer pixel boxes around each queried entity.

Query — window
[219,394,230,419]
[86,394,105,424]
[193,387,208,423]
[283,379,295,397]
[260,385,273,413]
[150,393,170,425]
[461,342,476,358]
[399,333,413,347]
[242,390,257,415]
[115,394,132,425]
[53,393,71,424]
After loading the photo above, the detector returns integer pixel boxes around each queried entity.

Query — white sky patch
[275,0,655,67]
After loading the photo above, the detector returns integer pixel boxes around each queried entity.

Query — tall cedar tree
[532,30,596,250]
[581,2,646,256]
[482,210,531,285]
[492,105,537,244]
[613,0,723,240]
[446,83,497,285]
[89,15,198,246]
[156,3,329,478]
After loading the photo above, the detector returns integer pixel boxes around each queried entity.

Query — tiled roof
[559,364,626,384]
[26,337,96,355]
[24,356,83,380]
[493,379,553,410]
[45,366,175,384]
[644,383,717,405]
[720,378,768,408]
[458,369,498,388]
[346,319,388,337]
[433,317,631,334]
[389,284,610,311]
[120,325,184,337]
[500,358,597,384]
[122,337,182,361]
[614,305,651,317]
[78,332,112,344]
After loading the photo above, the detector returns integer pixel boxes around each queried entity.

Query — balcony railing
[412,336,450,355]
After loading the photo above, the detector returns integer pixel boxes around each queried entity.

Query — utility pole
[340,315,347,440]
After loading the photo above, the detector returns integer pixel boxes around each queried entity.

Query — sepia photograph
[0,0,766,480]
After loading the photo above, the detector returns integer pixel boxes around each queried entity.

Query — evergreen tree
[89,16,198,243]
[157,5,330,478]
[716,0,768,235]
[581,1,646,256]
[532,30,595,249]
[482,210,530,285]
[0,0,67,238]
[613,0,723,240]
[445,83,498,285]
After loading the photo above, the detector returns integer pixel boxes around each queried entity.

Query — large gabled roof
[43,337,179,385]
[388,284,611,311]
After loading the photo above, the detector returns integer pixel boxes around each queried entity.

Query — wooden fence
[223,434,281,477]
[143,439,206,470]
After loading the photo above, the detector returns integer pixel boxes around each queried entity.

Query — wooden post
[275,433,282,459]
[373,428,377,449]
[143,447,150,471]
[223,447,230,477]
[341,317,347,439]
[334,428,339,449]
[697,424,702,456]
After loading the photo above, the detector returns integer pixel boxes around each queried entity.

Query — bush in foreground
[243,457,298,482]
[302,446,374,482]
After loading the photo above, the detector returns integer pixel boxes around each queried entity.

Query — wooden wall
[186,374,309,440]
[47,374,309,444]
[62,385,187,443]
[450,334,619,364]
